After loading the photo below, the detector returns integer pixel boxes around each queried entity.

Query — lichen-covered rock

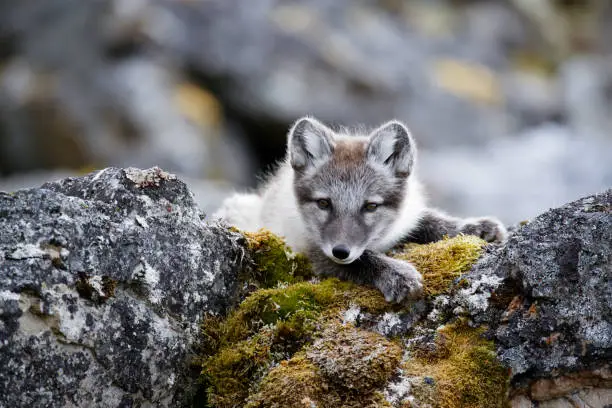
[0,167,247,407]
[448,189,612,402]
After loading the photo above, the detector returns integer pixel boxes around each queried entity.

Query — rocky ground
[1,168,610,407]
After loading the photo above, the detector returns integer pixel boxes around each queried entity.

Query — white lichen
[132,260,163,304]
[454,274,504,315]
[7,244,46,260]
[0,290,21,301]
[88,275,106,298]
[375,312,402,336]
[383,371,412,405]
[342,304,361,325]
[124,167,176,189]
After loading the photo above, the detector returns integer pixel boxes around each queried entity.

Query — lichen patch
[124,167,177,189]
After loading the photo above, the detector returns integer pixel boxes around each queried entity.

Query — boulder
[450,189,612,405]
[0,167,247,407]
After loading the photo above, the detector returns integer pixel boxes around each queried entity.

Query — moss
[200,279,394,407]
[307,322,403,391]
[101,276,117,298]
[393,235,487,296]
[203,329,274,408]
[205,279,390,350]
[199,231,496,408]
[246,353,392,408]
[243,229,314,288]
[403,321,510,408]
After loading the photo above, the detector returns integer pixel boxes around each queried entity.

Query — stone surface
[449,189,612,398]
[0,167,247,407]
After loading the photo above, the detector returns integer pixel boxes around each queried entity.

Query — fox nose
[332,245,350,260]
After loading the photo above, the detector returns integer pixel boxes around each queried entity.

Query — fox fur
[213,117,507,303]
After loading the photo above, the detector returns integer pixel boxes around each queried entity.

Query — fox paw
[375,259,423,304]
[460,217,507,243]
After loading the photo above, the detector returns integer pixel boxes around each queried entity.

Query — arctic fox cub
[214,117,507,303]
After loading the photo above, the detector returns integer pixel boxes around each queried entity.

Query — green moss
[403,321,510,408]
[244,229,314,288]
[205,279,390,350]
[246,353,392,408]
[393,235,487,296]
[204,330,274,408]
[199,231,498,408]
[200,279,395,407]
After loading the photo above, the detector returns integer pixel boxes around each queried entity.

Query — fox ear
[288,117,335,172]
[367,120,416,177]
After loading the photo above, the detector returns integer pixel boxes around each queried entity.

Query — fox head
[288,116,416,264]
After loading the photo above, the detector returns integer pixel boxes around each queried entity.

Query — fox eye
[316,199,331,210]
[364,202,379,212]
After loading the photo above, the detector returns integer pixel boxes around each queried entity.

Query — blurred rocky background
[1,0,611,223]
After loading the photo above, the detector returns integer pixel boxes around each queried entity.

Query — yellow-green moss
[200,231,494,408]
[393,235,487,296]
[307,322,403,391]
[403,321,510,408]
[204,330,274,408]
[246,353,392,408]
[244,229,313,288]
[205,278,390,349]
[200,279,395,407]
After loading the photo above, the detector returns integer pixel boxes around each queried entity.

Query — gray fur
[307,245,424,303]
[401,209,507,245]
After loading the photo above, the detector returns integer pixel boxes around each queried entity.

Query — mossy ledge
[196,229,507,408]
[403,320,510,408]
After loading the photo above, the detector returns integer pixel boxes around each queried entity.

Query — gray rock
[451,189,612,385]
[0,167,247,407]
[163,0,526,148]
[0,0,255,184]
[420,124,612,225]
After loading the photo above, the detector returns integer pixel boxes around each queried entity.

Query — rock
[163,0,526,148]
[420,124,612,224]
[0,167,247,407]
[449,189,612,398]
[0,0,255,184]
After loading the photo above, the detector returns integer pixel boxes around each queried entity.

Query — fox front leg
[307,247,423,303]
[406,209,507,245]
